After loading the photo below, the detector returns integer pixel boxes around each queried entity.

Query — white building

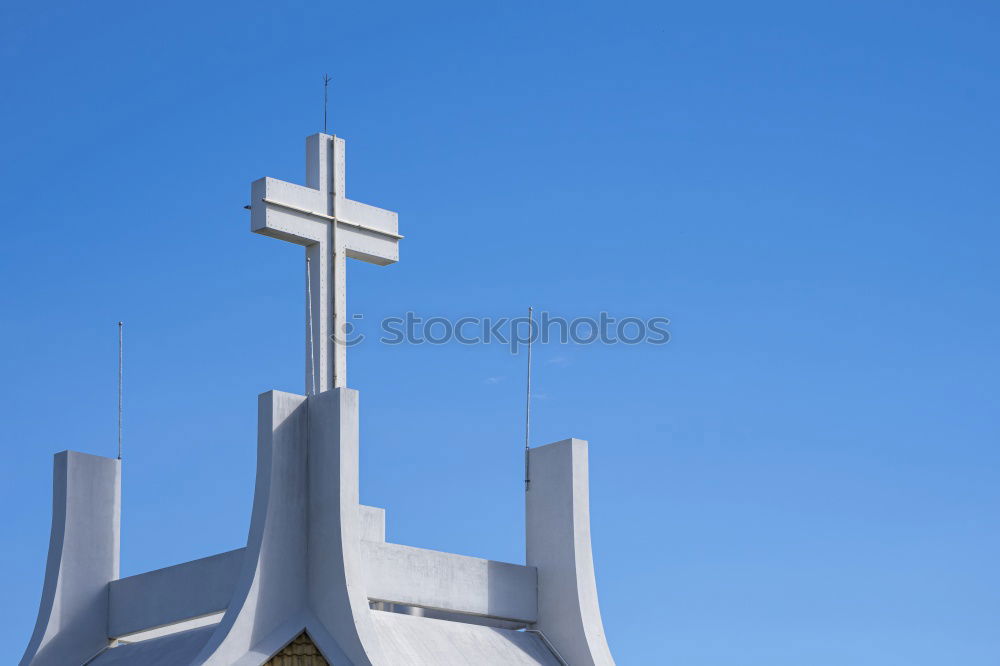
[20,134,617,666]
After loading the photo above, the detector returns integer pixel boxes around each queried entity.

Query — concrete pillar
[193,389,380,666]
[527,439,615,666]
[307,388,386,665]
[20,451,121,666]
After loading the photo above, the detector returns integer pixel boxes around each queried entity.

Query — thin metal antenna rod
[524,306,533,491]
[323,74,332,134]
[306,256,316,395]
[117,321,123,460]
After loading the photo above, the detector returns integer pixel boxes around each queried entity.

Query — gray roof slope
[85,610,562,665]
[87,625,214,666]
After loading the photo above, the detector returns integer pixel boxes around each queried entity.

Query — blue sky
[2,1,998,663]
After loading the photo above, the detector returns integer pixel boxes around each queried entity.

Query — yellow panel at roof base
[264,633,329,666]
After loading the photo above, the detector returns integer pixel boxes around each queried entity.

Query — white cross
[250,134,401,393]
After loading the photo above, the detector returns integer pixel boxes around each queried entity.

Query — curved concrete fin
[21,451,121,666]
[307,388,386,665]
[527,439,616,666]
[192,389,383,666]
[193,391,310,665]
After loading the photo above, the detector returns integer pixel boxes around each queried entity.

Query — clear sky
[2,1,998,664]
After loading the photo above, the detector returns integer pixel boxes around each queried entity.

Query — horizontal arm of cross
[250,177,327,246]
[250,177,402,265]
[337,199,400,240]
[261,197,403,241]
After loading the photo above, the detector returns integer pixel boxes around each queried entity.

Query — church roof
[85,614,562,666]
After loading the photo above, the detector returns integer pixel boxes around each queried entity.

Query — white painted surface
[307,388,386,665]
[106,504,384,640]
[21,451,120,666]
[186,389,378,666]
[527,439,616,666]
[363,541,537,623]
[109,549,243,638]
[359,505,386,542]
[372,611,561,665]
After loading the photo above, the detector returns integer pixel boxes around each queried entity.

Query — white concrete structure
[251,134,400,392]
[528,440,616,665]
[21,452,121,666]
[18,133,617,665]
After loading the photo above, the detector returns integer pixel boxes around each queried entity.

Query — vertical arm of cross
[305,134,347,391]
[250,134,344,393]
